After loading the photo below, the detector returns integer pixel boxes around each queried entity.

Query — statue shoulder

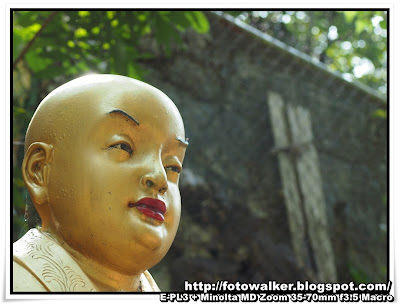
[13,261,47,292]
[142,270,161,292]
[13,228,96,292]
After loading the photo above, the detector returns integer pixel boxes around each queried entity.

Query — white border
[4,1,396,303]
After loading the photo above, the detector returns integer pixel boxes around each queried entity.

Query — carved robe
[13,229,160,292]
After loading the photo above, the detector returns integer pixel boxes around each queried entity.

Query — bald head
[24,74,183,153]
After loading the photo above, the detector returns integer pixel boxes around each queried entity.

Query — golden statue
[13,74,188,292]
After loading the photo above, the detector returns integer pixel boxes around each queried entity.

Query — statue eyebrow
[108,109,140,126]
[109,109,187,146]
[177,137,189,147]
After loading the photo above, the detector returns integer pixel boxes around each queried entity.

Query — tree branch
[13,11,58,69]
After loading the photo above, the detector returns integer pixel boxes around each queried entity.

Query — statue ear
[22,142,54,206]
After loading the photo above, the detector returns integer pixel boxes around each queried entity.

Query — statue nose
[141,172,168,195]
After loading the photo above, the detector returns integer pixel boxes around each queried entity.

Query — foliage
[12,10,210,240]
[229,11,387,95]
[13,11,209,78]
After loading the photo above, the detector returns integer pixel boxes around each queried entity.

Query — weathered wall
[140,13,387,290]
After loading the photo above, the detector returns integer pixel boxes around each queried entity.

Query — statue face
[43,78,186,273]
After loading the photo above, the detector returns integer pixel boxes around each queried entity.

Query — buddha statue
[13,74,188,292]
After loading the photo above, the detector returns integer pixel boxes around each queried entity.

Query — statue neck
[42,229,143,292]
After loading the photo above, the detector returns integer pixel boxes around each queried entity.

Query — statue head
[21,74,187,275]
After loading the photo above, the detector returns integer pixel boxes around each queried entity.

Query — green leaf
[184,11,209,33]
[74,27,88,38]
[67,40,75,48]
[355,19,370,34]
[111,19,119,27]
[170,12,191,31]
[25,50,53,73]
[77,41,90,50]
[127,62,145,80]
[106,11,115,20]
[78,11,90,18]
[372,109,387,119]
[91,26,100,35]
[343,11,357,23]
[13,106,27,116]
[137,13,147,22]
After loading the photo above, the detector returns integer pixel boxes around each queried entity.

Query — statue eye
[166,166,181,173]
[109,142,134,155]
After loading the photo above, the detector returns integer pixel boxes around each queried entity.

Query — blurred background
[12,10,388,290]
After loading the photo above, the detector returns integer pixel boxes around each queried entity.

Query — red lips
[130,198,166,222]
